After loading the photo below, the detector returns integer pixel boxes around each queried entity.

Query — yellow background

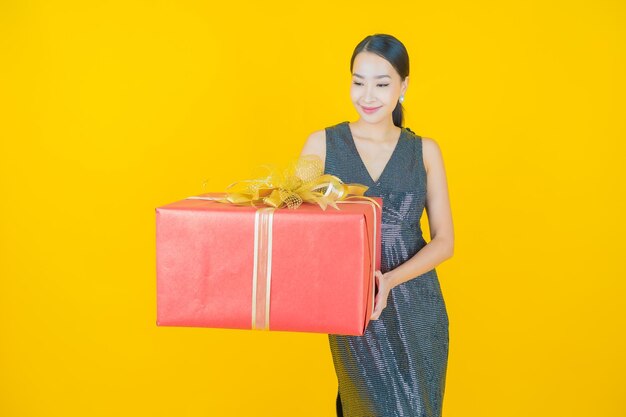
[1,1,624,416]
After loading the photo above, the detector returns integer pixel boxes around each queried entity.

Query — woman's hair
[350,34,410,128]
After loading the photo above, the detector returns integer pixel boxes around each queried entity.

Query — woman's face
[350,51,408,124]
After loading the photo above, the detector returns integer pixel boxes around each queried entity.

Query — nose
[364,83,375,102]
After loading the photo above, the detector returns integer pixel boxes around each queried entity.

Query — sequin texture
[325,121,449,417]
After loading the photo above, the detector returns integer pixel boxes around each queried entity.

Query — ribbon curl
[196,155,380,210]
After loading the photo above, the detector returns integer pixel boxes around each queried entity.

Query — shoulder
[406,131,442,174]
[421,136,441,154]
[306,128,326,143]
[420,136,444,174]
[299,128,327,161]
[300,121,347,159]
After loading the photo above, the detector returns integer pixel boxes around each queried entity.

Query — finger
[372,303,385,320]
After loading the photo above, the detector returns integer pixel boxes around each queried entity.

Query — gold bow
[206,154,380,210]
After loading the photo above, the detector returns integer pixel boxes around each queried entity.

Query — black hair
[350,34,410,128]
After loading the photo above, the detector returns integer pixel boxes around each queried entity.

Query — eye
[352,81,363,86]
[377,84,389,87]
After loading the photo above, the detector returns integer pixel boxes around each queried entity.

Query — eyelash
[353,81,389,87]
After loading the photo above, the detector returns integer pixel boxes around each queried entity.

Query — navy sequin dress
[324,121,449,417]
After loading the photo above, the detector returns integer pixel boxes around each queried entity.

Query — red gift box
[156,192,382,336]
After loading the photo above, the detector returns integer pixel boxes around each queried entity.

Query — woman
[300,34,454,417]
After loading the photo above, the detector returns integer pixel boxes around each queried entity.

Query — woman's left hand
[370,270,394,320]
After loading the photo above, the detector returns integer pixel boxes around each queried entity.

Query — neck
[352,118,399,142]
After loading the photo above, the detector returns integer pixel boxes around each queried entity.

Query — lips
[362,105,382,113]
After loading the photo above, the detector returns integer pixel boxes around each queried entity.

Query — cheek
[349,87,359,102]
[382,89,397,102]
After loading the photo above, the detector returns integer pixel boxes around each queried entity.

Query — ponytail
[392,101,404,128]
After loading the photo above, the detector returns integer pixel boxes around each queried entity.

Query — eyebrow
[353,73,391,79]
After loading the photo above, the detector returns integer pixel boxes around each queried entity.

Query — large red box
[156,192,382,336]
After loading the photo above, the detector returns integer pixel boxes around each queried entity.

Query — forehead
[352,52,395,77]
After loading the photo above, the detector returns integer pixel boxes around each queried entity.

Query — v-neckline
[344,121,404,186]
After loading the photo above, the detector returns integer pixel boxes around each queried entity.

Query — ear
[401,76,409,96]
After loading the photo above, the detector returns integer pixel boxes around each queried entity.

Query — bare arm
[386,137,455,288]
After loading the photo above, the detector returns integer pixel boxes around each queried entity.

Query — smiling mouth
[361,105,382,113]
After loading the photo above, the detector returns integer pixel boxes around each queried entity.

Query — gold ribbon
[251,207,274,330]
[186,154,381,211]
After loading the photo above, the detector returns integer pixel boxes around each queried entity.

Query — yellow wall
[1,1,624,416]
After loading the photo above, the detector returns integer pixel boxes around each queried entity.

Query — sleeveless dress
[324,121,449,417]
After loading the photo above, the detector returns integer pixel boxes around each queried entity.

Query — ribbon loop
[194,155,380,211]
